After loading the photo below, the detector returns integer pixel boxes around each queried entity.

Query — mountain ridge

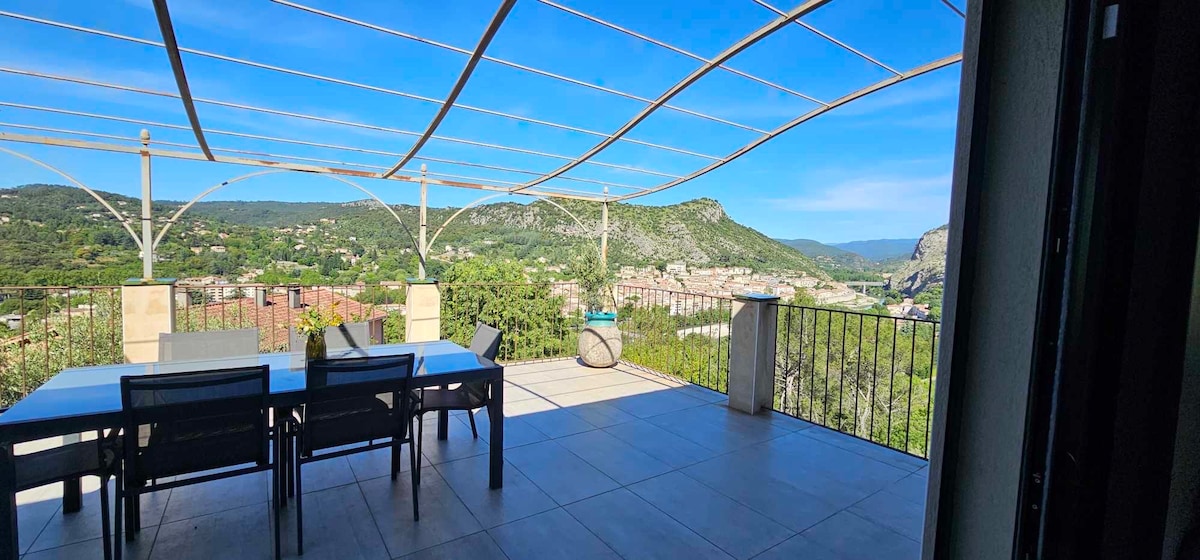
[0,184,825,285]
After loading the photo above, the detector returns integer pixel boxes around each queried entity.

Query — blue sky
[0,0,964,243]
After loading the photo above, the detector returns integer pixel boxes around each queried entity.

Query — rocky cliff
[887,224,948,296]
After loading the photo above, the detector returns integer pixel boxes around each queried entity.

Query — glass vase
[305,332,327,361]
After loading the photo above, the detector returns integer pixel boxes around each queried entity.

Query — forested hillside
[0,184,822,285]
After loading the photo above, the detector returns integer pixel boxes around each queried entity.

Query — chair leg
[416,415,424,488]
[99,475,113,560]
[467,410,479,439]
[272,429,282,560]
[390,438,399,481]
[294,435,304,556]
[409,417,420,522]
[113,464,123,560]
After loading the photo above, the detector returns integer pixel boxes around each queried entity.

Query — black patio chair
[411,323,501,483]
[291,354,418,555]
[0,411,119,560]
[287,322,373,353]
[115,365,281,560]
[159,328,260,362]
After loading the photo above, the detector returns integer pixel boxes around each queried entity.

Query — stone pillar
[405,279,440,342]
[727,293,779,414]
[121,278,176,363]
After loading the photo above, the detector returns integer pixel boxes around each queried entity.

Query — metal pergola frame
[0,0,964,278]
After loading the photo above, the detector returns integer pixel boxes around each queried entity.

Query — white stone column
[405,279,440,342]
[121,278,176,363]
[727,293,779,414]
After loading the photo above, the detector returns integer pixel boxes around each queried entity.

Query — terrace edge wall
[727,293,778,415]
[406,279,440,343]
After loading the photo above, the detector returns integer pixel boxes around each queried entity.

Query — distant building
[210,245,227,253]
[185,287,388,351]
[1,313,22,330]
[665,262,687,275]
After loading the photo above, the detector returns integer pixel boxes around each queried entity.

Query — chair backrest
[159,328,260,362]
[302,354,415,452]
[469,322,503,361]
[289,322,372,353]
[120,365,270,481]
[305,354,415,403]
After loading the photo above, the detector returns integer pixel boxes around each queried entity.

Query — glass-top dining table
[0,339,505,554]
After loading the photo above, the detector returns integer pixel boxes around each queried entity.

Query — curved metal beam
[153,170,422,268]
[269,0,767,135]
[0,66,681,179]
[536,0,828,107]
[150,0,212,160]
[511,0,831,193]
[938,0,966,19]
[382,0,516,178]
[428,193,509,248]
[615,54,963,201]
[0,145,143,247]
[0,9,721,161]
[750,0,901,76]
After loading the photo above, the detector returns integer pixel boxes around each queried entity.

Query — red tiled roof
[180,287,390,350]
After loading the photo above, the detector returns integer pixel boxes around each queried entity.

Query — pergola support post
[139,129,154,280]
[419,164,428,280]
[601,190,609,269]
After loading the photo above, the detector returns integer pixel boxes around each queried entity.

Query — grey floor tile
[505,440,619,505]
[152,502,273,560]
[683,458,841,533]
[489,508,619,560]
[414,415,491,465]
[848,490,925,542]
[883,473,929,506]
[751,534,842,560]
[630,472,795,560]
[605,385,711,418]
[753,433,912,503]
[559,401,638,429]
[30,484,167,553]
[506,364,596,385]
[603,420,717,469]
[556,430,672,485]
[520,371,645,397]
[280,483,389,560]
[435,455,556,528]
[161,471,269,523]
[519,407,599,439]
[466,412,551,449]
[797,426,929,472]
[800,511,921,560]
[346,443,432,482]
[16,488,64,554]
[22,526,158,560]
[296,456,357,494]
[646,404,797,453]
[565,489,733,560]
[360,466,481,558]
[399,531,508,560]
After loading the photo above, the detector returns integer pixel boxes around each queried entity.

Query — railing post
[121,278,176,363]
[728,293,779,414]
[405,278,440,342]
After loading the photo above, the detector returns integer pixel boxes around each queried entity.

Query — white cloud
[766,173,951,212]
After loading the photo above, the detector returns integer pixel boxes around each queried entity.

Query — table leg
[2,445,18,560]
[437,384,449,441]
[489,379,504,489]
[61,433,82,513]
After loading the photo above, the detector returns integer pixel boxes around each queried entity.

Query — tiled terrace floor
[14,359,928,560]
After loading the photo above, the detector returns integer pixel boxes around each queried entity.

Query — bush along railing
[174,283,407,353]
[615,285,732,394]
[0,286,123,407]
[439,282,581,363]
[772,303,939,458]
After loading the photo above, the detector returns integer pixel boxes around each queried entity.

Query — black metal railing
[0,286,123,407]
[174,283,407,352]
[615,285,732,394]
[772,303,939,458]
[439,282,581,363]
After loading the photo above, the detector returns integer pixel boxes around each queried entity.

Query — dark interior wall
[924,0,1067,558]
[1164,231,1200,558]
